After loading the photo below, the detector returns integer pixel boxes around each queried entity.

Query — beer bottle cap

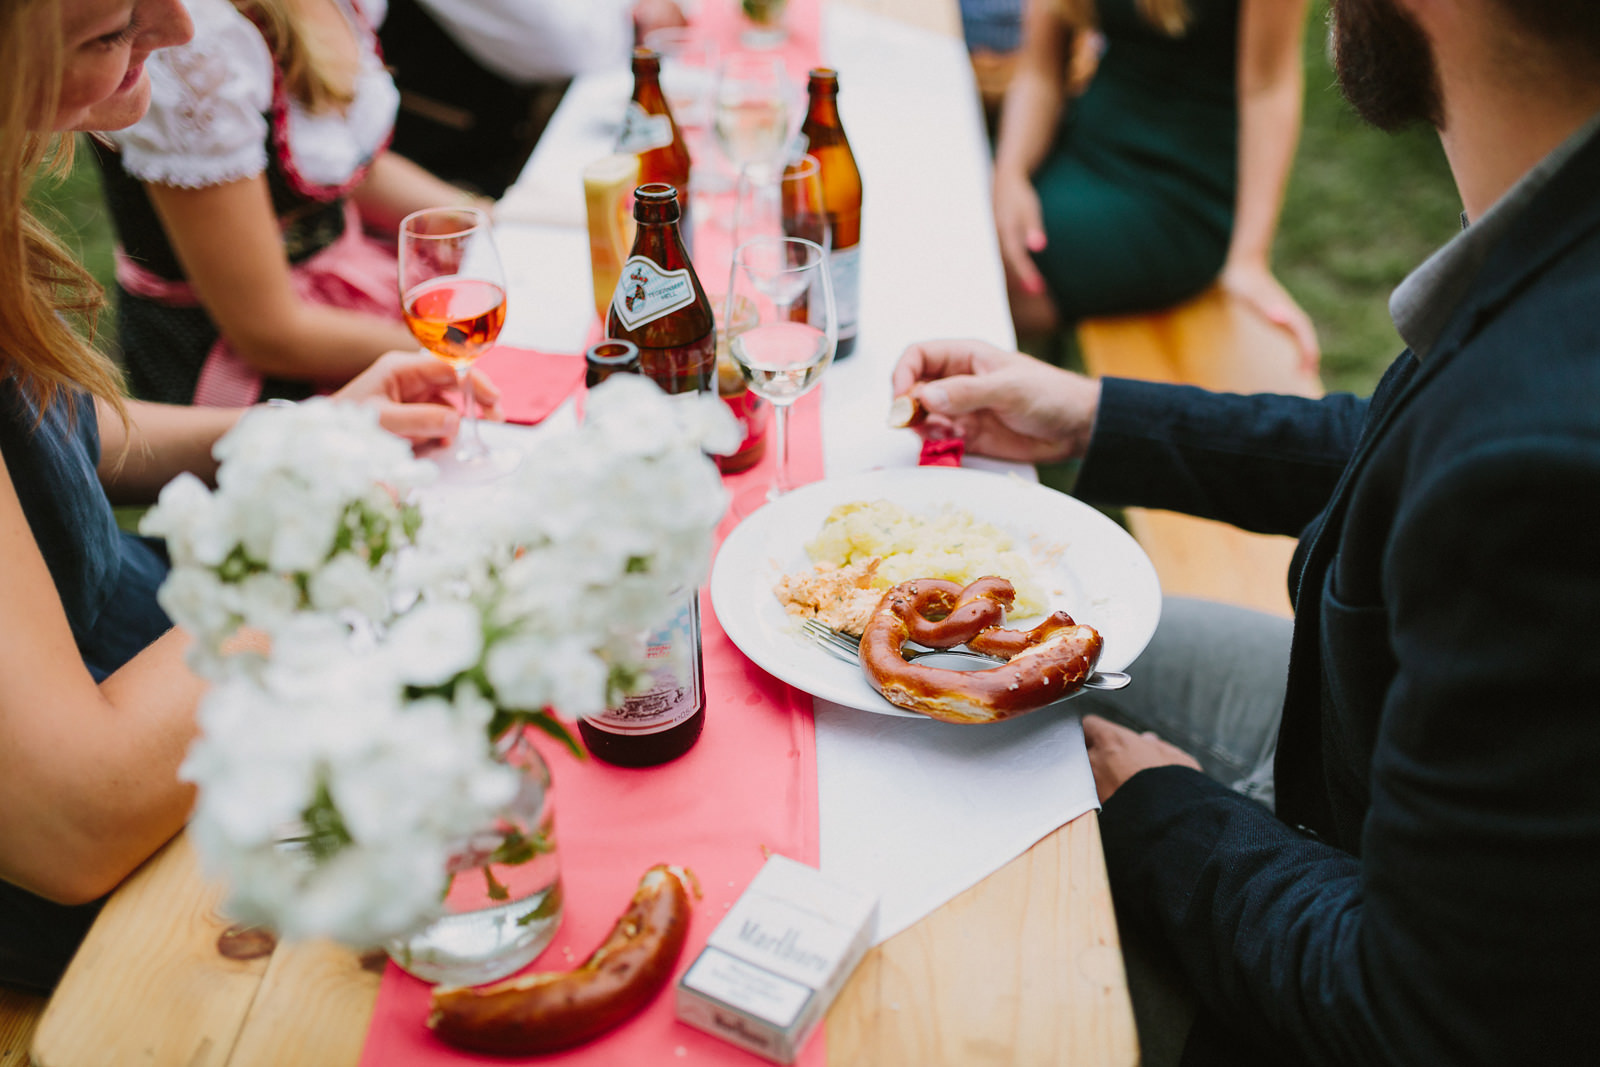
[585,339,642,387]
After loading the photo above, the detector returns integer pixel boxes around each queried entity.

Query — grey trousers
[1072,596,1294,1067]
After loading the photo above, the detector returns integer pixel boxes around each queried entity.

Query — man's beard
[1330,0,1444,131]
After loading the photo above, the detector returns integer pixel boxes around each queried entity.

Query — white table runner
[494,4,1102,946]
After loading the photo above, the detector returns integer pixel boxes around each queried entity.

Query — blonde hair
[1053,0,1192,37]
[233,0,358,113]
[0,0,125,418]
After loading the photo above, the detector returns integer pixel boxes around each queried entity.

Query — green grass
[29,139,118,314]
[1276,1,1461,395]
[30,2,1460,398]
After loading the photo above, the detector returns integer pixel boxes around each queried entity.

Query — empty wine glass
[643,27,717,131]
[724,235,836,502]
[397,206,513,472]
[714,53,791,244]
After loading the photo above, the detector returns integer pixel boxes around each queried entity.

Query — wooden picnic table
[12,2,1331,1067]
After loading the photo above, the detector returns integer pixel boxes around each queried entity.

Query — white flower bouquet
[143,378,739,947]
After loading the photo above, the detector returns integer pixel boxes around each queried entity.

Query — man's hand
[332,350,504,444]
[890,339,1100,463]
[1081,714,1201,803]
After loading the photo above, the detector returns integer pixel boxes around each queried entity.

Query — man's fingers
[1081,713,1121,747]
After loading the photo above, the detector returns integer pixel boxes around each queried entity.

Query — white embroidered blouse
[108,0,399,191]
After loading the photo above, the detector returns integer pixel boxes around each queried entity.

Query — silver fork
[800,619,1131,691]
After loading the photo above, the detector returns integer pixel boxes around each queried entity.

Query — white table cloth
[493,4,1102,944]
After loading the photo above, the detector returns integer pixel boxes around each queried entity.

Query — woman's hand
[332,351,505,444]
[890,339,1099,464]
[993,165,1050,298]
[1219,259,1320,374]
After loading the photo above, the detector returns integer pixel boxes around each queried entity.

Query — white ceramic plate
[709,467,1163,717]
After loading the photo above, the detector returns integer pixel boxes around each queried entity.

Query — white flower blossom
[148,383,726,947]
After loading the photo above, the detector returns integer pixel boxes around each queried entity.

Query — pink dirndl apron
[115,0,401,409]
[114,203,402,408]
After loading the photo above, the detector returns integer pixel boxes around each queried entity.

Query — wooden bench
[1,988,46,1067]
[1077,283,1324,618]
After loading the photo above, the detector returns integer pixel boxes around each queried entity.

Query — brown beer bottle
[799,68,862,359]
[587,185,711,767]
[578,592,707,767]
[605,183,715,395]
[619,49,694,247]
[584,339,641,388]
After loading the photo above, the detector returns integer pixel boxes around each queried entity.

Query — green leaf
[488,827,552,868]
[524,713,585,760]
[516,883,563,927]
[483,864,510,901]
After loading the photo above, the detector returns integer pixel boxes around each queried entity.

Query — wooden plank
[31,835,269,1067]
[227,939,380,1067]
[1078,284,1324,618]
[828,814,1137,1067]
[1079,284,1322,400]
[0,988,46,1067]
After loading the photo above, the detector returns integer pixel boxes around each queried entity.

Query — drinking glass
[780,153,830,253]
[643,28,717,131]
[724,235,836,501]
[398,206,512,471]
[714,53,791,243]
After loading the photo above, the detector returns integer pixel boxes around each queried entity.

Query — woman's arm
[0,453,202,905]
[95,399,241,503]
[991,0,1082,297]
[1222,0,1319,369]
[96,352,507,505]
[146,175,419,385]
[348,150,489,235]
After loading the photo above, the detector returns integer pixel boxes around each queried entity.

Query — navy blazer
[1074,127,1600,1065]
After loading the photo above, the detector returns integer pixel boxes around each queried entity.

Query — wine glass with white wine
[724,235,836,503]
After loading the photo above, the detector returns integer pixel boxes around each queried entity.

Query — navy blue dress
[0,375,172,994]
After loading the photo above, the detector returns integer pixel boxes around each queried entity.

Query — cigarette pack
[676,854,878,1063]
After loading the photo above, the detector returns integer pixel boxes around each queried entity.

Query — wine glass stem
[770,401,793,500]
[732,164,750,247]
[457,364,484,458]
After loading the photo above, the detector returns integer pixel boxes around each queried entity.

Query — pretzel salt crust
[858,578,1103,724]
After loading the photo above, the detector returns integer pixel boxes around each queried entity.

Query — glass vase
[385,729,563,986]
[740,0,788,48]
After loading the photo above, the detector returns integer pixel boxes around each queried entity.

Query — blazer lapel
[1276,124,1600,833]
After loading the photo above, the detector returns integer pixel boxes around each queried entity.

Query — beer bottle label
[612,255,698,330]
[617,102,674,154]
[828,246,861,340]
[586,598,702,736]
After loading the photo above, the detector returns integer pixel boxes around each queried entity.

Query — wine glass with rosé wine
[398,206,514,474]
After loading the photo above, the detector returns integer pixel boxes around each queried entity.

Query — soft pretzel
[858,578,1103,724]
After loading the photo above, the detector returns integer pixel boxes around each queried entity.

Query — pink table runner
[361,10,832,1063]
[360,389,827,1067]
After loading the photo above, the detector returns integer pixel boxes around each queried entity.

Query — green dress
[1032,0,1240,319]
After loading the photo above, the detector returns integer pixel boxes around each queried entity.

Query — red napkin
[919,436,966,467]
[472,345,586,425]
